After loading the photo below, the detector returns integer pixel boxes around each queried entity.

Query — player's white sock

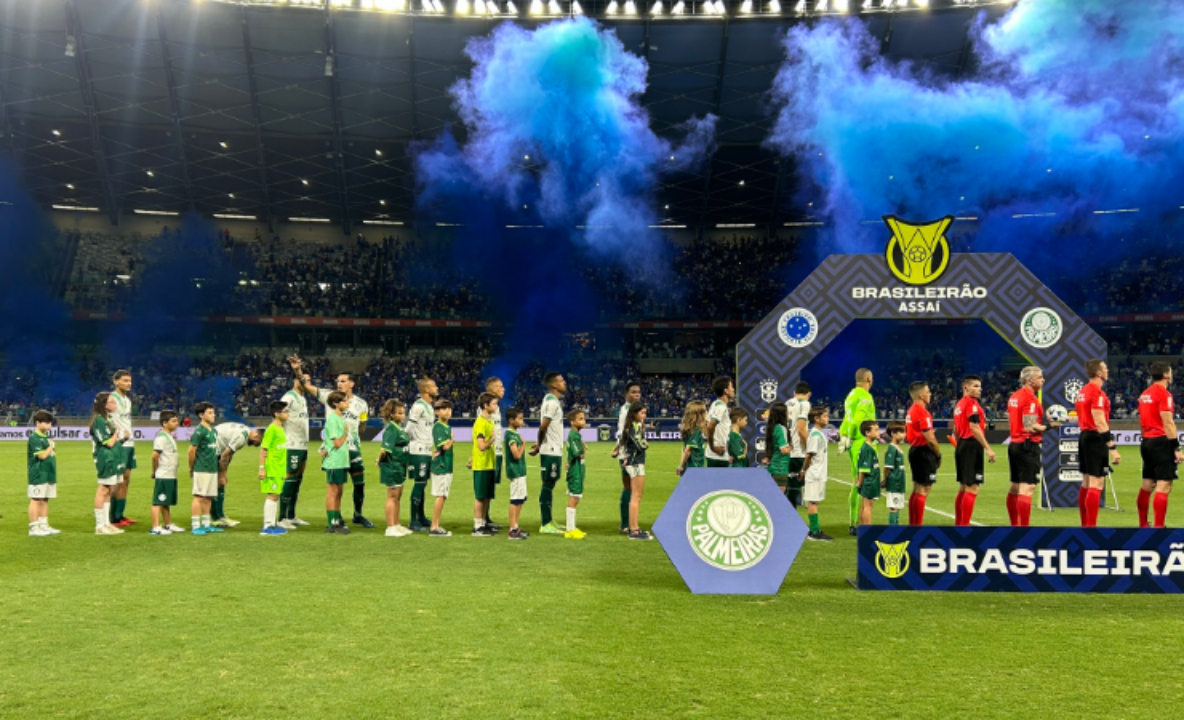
[95,509,107,529]
[102,502,111,524]
[474,518,485,530]
[39,517,48,529]
[192,515,201,530]
[201,514,212,528]
[567,507,577,530]
[29,522,38,532]
[264,498,278,528]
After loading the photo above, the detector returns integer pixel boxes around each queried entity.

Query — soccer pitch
[1,441,1181,719]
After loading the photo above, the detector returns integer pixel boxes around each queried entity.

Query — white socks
[95,508,107,529]
[474,517,486,530]
[567,507,577,531]
[264,498,278,528]
[192,515,201,530]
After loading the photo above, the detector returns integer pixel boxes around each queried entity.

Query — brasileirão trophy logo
[883,215,955,286]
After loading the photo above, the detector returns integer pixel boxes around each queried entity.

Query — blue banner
[857,525,1184,593]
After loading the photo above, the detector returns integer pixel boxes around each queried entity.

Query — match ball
[1046,404,1068,424]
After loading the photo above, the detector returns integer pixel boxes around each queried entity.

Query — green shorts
[770,473,788,488]
[380,465,407,488]
[286,449,308,478]
[120,445,137,471]
[261,476,283,495]
[152,478,177,507]
[540,456,562,483]
[408,455,432,483]
[706,459,729,469]
[473,469,496,500]
[787,458,805,489]
[859,478,882,501]
[566,474,584,497]
[326,468,349,485]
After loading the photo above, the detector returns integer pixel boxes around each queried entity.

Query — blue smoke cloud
[766,0,1184,261]
[413,17,715,394]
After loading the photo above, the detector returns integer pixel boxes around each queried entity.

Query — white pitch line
[827,474,986,527]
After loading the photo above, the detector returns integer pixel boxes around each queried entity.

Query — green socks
[410,481,427,524]
[540,481,556,526]
[808,512,820,534]
[280,480,297,520]
[110,498,126,522]
[211,486,226,520]
[326,510,343,526]
[847,485,860,526]
[619,489,631,529]
[888,511,900,526]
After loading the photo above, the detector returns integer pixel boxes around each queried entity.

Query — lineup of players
[20,357,1182,538]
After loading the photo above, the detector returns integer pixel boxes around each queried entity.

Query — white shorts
[509,476,528,503]
[192,472,218,497]
[625,464,645,478]
[28,484,57,500]
[97,476,122,487]
[803,473,826,503]
[431,473,452,498]
[886,492,906,511]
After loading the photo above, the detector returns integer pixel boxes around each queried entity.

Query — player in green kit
[322,391,352,534]
[856,421,882,526]
[883,422,907,525]
[504,409,530,540]
[406,377,439,532]
[27,410,58,536]
[377,400,411,537]
[470,392,499,537]
[564,409,588,539]
[676,401,707,476]
[839,368,876,536]
[257,401,289,536]
[188,403,221,536]
[728,409,749,467]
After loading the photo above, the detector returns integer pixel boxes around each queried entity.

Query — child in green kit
[676,401,707,476]
[857,421,882,526]
[764,403,791,490]
[504,408,530,540]
[377,400,412,537]
[27,410,58,537]
[322,391,351,534]
[429,399,454,537]
[258,401,290,536]
[728,408,749,467]
[883,421,908,525]
[564,410,587,539]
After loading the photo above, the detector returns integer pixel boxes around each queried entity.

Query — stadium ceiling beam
[697,16,730,234]
[155,9,195,212]
[323,0,352,237]
[240,5,274,232]
[408,17,419,139]
[65,0,119,226]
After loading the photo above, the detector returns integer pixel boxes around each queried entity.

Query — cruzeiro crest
[874,540,911,579]
[686,491,773,572]
[759,378,779,403]
[883,215,954,286]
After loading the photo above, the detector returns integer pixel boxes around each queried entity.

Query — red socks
[1137,489,1152,527]
[1153,492,1169,528]
[908,493,927,526]
[1078,487,1088,526]
[961,492,978,526]
[1006,493,1018,526]
[1084,487,1102,528]
[955,489,965,525]
[1016,495,1032,526]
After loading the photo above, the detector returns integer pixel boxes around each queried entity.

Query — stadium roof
[0,0,1011,233]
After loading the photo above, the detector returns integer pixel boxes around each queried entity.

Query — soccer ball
[1046,404,1068,424]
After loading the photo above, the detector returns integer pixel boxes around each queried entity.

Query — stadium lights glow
[52,204,100,212]
[214,213,258,220]
[507,1,518,12]
[606,0,618,13]
[475,0,486,11]
[228,193,235,199]
[914,0,929,6]
[1093,208,1140,215]
[375,149,383,157]
[219,141,229,149]
[66,183,74,189]
[301,179,309,185]
[52,129,61,137]
[793,0,804,10]
[715,0,727,14]
[146,170,155,177]
[1011,212,1056,219]
[816,0,828,10]
[529,0,542,12]
[624,0,637,13]
[289,217,331,223]
[784,221,823,227]
[650,225,687,229]
[548,0,560,13]
[134,209,179,216]
[672,0,685,12]
[572,0,583,12]
[717,223,756,228]
[380,200,387,205]
[651,1,662,14]
[362,219,405,226]
[456,0,470,14]
[768,0,780,11]
[740,0,751,12]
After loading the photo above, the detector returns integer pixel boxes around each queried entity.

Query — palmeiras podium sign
[737,216,1107,509]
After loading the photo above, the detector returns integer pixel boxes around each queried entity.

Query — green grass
[1,440,1181,719]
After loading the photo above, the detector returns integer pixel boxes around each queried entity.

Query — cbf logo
[1064,378,1085,404]
[759,378,779,403]
[686,491,773,571]
[777,308,818,348]
[883,215,953,286]
[1021,307,1063,349]
[875,540,911,579]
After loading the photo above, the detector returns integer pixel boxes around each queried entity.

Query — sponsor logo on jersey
[875,540,911,579]
[883,215,953,286]
[686,491,773,571]
[777,308,818,348]
[1021,307,1063,349]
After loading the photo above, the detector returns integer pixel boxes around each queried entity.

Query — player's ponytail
[680,401,707,442]
[765,402,788,456]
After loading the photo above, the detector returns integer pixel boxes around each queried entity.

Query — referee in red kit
[953,375,996,526]
[1137,362,1182,528]
[905,381,941,526]
[1076,359,1120,527]
[1007,366,1060,526]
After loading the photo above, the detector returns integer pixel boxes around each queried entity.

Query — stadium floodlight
[134,209,179,216]
[214,214,258,220]
[146,170,155,177]
[817,0,828,10]
[548,0,560,13]
[66,183,74,189]
[52,204,99,212]
[572,0,583,13]
[606,0,618,13]
[380,199,387,205]
[64,35,76,57]
[715,0,727,14]
[289,217,332,223]
[913,0,928,6]
[457,0,470,13]
[769,0,780,11]
[529,0,542,12]
[672,0,684,12]
[651,0,662,14]
[624,0,637,13]
[794,0,804,10]
[740,0,751,12]
[834,0,848,11]
[474,0,486,11]
[301,179,309,185]
[362,219,405,226]
[324,54,334,77]
[52,129,61,137]
[506,0,517,12]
